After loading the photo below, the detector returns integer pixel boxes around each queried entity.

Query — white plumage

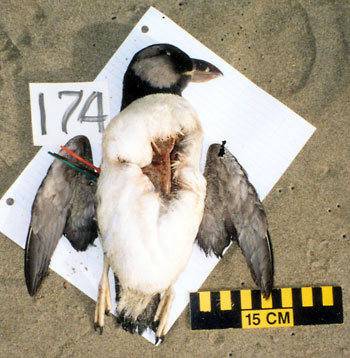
[96,93,206,328]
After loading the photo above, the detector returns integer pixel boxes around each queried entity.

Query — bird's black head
[121,43,223,110]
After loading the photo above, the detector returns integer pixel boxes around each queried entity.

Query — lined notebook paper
[0,7,315,344]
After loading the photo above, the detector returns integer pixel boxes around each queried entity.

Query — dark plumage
[114,276,161,335]
[196,142,273,297]
[121,44,221,110]
[25,135,97,296]
[121,44,193,110]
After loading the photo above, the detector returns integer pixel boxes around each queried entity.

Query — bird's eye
[165,51,171,56]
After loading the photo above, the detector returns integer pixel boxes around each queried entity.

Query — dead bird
[24,43,273,342]
[94,44,273,341]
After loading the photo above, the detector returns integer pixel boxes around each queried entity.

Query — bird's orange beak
[186,59,223,82]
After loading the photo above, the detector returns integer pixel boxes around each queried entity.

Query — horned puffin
[24,44,273,342]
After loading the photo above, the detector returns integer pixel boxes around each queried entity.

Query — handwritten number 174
[39,90,107,135]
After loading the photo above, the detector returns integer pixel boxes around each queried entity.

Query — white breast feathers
[97,94,206,295]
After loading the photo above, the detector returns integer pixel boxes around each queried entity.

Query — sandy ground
[0,1,349,357]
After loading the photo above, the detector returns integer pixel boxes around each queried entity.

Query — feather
[196,143,273,297]
[96,94,206,336]
[25,135,97,296]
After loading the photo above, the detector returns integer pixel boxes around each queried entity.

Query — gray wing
[196,143,273,297]
[25,135,97,296]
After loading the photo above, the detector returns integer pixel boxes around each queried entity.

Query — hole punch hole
[141,25,149,33]
[6,198,14,206]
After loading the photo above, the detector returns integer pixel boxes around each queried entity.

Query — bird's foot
[154,286,174,341]
[155,335,164,345]
[94,260,111,334]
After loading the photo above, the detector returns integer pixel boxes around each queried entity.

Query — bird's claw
[94,322,104,335]
[155,336,164,345]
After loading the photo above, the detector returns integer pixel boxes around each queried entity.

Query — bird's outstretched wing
[196,143,273,297]
[25,135,97,296]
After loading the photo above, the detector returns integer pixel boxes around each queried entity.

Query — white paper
[0,7,315,344]
[29,82,110,146]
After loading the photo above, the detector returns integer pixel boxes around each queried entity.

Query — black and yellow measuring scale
[190,286,343,330]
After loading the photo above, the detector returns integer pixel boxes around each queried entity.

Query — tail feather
[114,276,160,334]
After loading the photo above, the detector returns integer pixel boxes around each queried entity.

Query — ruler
[190,286,343,330]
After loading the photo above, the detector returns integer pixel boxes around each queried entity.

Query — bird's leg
[94,256,111,334]
[154,286,175,342]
